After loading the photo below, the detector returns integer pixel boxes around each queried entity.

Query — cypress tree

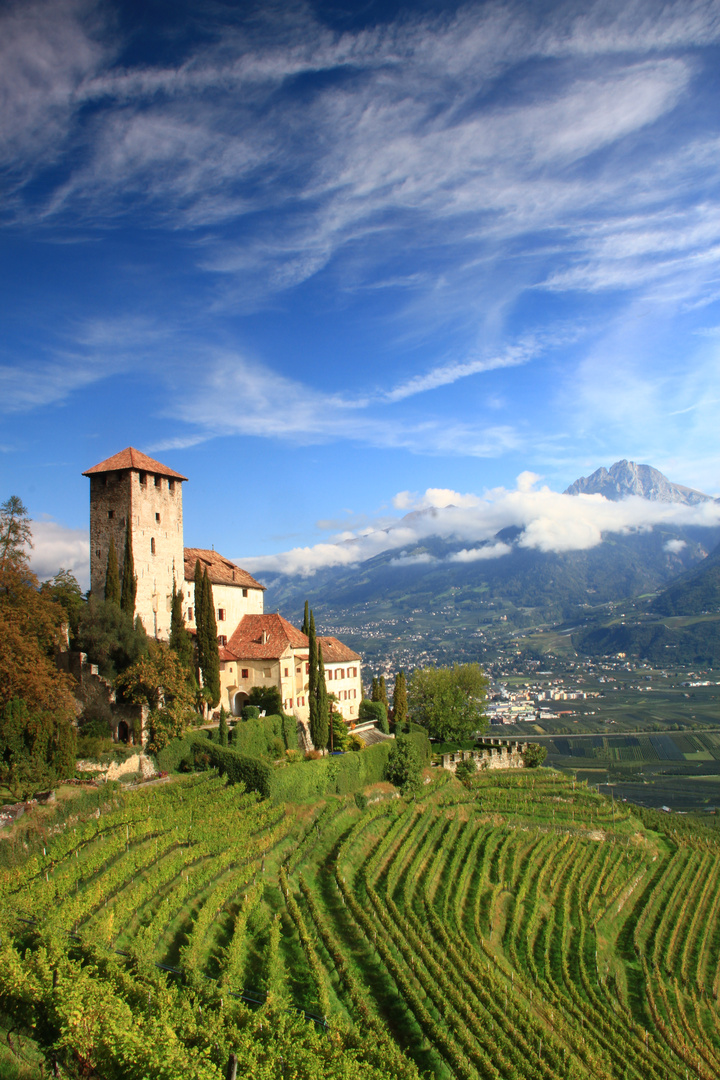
[371,676,380,702]
[393,670,408,729]
[378,675,388,707]
[301,600,310,636]
[202,569,221,708]
[317,644,329,751]
[193,559,205,674]
[169,580,194,672]
[104,535,121,606]
[120,520,137,617]
[308,611,320,749]
[218,705,229,746]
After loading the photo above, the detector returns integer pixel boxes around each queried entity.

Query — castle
[83,448,363,726]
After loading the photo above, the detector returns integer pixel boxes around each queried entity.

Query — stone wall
[89,468,184,639]
[441,737,529,772]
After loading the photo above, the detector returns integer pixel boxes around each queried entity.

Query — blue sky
[3,0,720,585]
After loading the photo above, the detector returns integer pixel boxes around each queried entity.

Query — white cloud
[240,475,720,576]
[664,538,687,553]
[28,518,89,587]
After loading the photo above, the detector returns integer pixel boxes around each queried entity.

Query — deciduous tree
[385,735,423,793]
[407,662,488,742]
[0,698,76,800]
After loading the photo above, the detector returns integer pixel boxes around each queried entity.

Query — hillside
[651,539,720,615]
[3,769,719,1079]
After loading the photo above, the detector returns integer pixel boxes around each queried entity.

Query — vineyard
[2,769,720,1078]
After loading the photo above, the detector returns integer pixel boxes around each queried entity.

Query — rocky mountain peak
[564,459,711,505]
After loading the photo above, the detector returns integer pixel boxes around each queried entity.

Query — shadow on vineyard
[2,768,720,1078]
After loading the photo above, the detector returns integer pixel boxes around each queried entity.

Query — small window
[284,667,289,677]
[188,607,193,621]
[108,509,114,519]
[155,512,160,523]
[154,475,161,488]
[242,588,248,597]
[218,608,226,621]
[263,667,271,678]
[241,669,248,679]
[139,472,146,487]
[305,663,310,675]
[169,479,175,493]
[340,668,345,679]
[218,635,227,646]
[151,537,156,554]
[296,667,301,674]
[96,548,101,558]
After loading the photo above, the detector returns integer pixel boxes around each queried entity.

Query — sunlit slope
[2,771,720,1079]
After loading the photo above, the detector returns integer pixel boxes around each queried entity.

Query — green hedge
[190,736,274,798]
[403,728,431,763]
[177,734,391,801]
[229,713,298,756]
[155,734,199,773]
[270,741,392,803]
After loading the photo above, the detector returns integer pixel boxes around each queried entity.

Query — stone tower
[83,447,188,639]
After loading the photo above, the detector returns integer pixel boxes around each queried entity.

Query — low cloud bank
[29,520,90,589]
[241,478,720,578]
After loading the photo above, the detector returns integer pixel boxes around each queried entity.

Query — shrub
[524,743,548,768]
[385,735,424,793]
[241,705,261,720]
[455,758,477,782]
[359,699,387,725]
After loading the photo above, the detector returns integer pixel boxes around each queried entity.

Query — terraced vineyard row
[3,768,720,1078]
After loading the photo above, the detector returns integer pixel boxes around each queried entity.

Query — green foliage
[192,736,274,796]
[104,535,121,606]
[317,644,330,750]
[385,734,424,792]
[169,580,194,673]
[41,568,85,643]
[199,570,221,708]
[218,705,229,746]
[370,676,379,701]
[120,519,137,617]
[154,733,197,773]
[271,741,392,802]
[0,698,76,799]
[524,742,548,768]
[328,705,350,751]
[378,675,388,706]
[393,669,408,727]
[454,757,478,782]
[359,698,388,731]
[230,713,298,757]
[408,662,489,741]
[0,496,32,571]
[193,559,204,669]
[248,685,282,716]
[241,705,261,720]
[301,599,309,636]
[115,641,197,753]
[308,612,328,751]
[76,595,149,679]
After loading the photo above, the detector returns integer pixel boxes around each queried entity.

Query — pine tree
[193,559,205,674]
[301,600,309,636]
[371,676,380,702]
[218,705,229,746]
[201,569,221,708]
[316,644,329,751]
[120,520,137,617]
[169,580,194,673]
[393,669,408,729]
[104,535,121,606]
[378,675,388,707]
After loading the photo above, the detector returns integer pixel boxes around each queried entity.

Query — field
[3,769,720,1078]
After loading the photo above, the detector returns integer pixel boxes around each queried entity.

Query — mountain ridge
[564,459,712,505]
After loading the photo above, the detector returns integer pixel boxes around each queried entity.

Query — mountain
[651,539,720,616]
[564,460,712,505]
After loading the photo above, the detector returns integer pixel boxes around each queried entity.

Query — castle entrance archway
[232,692,249,716]
[118,720,130,744]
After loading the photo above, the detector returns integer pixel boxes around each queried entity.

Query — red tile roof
[227,613,308,660]
[184,548,265,591]
[318,636,362,663]
[83,447,188,480]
